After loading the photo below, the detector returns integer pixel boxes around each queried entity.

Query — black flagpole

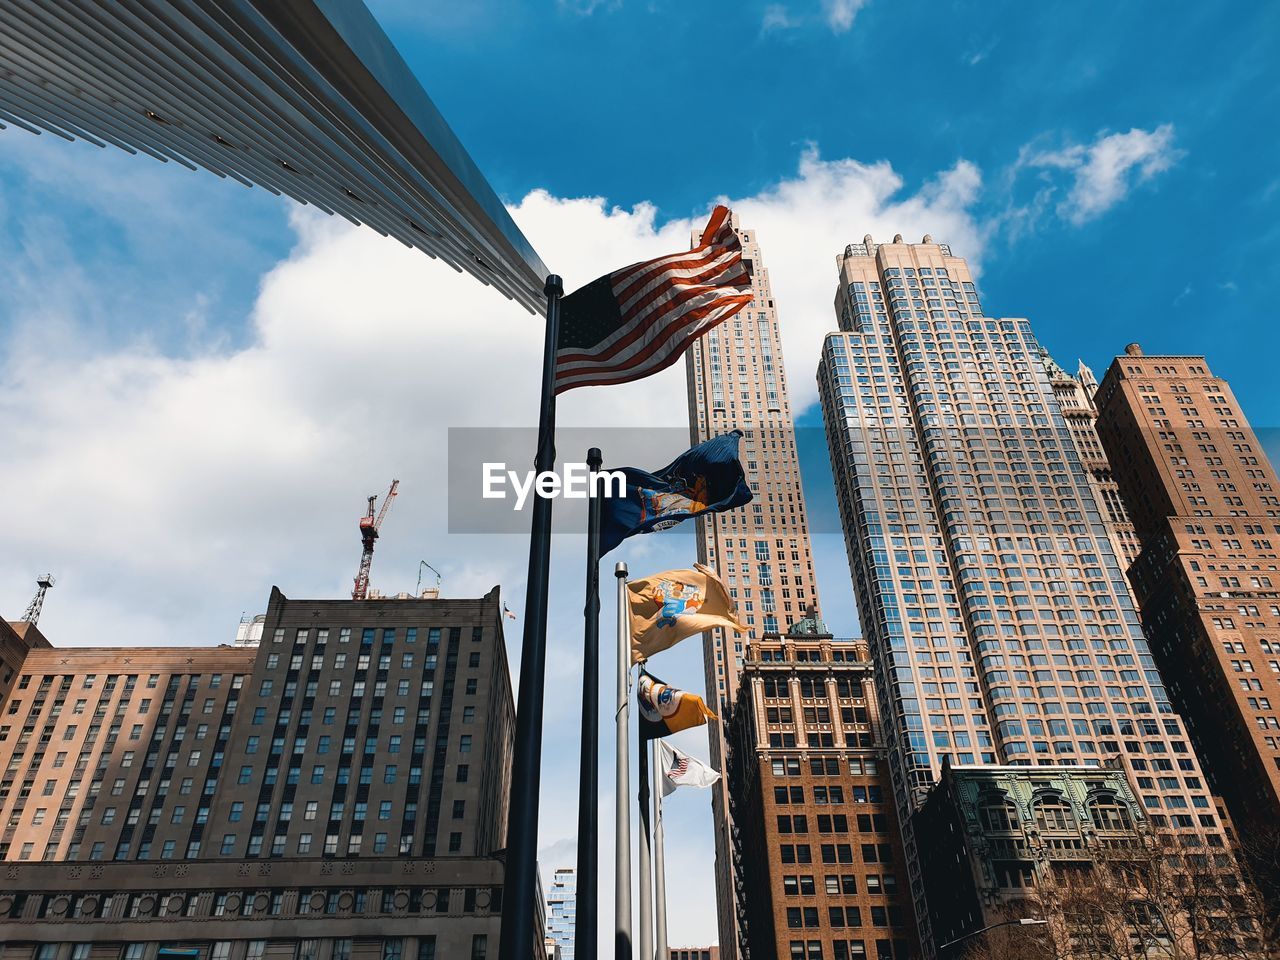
[499,274,563,960]
[575,446,603,956]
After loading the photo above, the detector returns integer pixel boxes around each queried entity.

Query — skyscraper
[684,215,822,955]
[1094,345,1280,850]
[544,867,576,960]
[816,236,1236,955]
[1041,352,1143,568]
[0,586,531,959]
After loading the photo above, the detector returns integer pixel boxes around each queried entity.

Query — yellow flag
[637,672,717,740]
[628,563,745,664]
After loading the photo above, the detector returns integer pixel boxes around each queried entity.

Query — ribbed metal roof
[0,0,549,311]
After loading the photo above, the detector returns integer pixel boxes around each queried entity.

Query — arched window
[978,792,1020,833]
[1033,794,1075,833]
[1088,794,1135,832]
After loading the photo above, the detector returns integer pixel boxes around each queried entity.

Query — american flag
[658,739,721,795]
[552,205,754,394]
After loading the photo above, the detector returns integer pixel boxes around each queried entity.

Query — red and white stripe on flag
[659,739,721,796]
[553,205,754,393]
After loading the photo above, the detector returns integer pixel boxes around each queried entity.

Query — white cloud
[557,0,621,14]
[761,3,794,32]
[761,1,867,35]
[725,147,984,411]
[1022,124,1183,225]
[0,136,984,951]
[823,0,868,32]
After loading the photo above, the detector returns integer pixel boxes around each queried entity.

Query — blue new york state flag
[599,431,753,555]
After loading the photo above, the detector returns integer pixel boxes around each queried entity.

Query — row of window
[774,785,883,805]
[786,903,906,928]
[778,843,893,865]
[28,938,477,960]
[776,812,890,835]
[781,873,898,896]
[785,937,909,959]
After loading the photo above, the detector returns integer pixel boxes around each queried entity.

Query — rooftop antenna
[416,561,443,598]
[21,574,55,625]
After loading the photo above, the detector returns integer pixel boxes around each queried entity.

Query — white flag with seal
[659,739,721,796]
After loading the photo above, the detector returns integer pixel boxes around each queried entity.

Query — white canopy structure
[0,0,549,311]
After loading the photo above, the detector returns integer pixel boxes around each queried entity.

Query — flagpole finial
[544,274,563,297]
[615,561,628,578]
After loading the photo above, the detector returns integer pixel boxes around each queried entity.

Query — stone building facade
[914,763,1146,957]
[684,214,824,955]
[0,585,526,960]
[1040,351,1142,569]
[726,627,918,960]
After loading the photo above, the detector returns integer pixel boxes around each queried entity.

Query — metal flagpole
[653,740,669,960]
[637,711,653,960]
[575,447,603,956]
[498,274,563,960]
[615,562,633,960]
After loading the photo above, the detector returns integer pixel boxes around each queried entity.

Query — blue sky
[378,0,1279,419]
[1,0,1278,950]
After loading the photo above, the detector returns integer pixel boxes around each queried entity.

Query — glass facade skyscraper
[544,867,576,960]
[816,235,1232,954]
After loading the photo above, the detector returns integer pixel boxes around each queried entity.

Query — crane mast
[352,480,399,600]
[20,574,55,625]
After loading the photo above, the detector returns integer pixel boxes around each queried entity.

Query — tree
[956,829,1274,960]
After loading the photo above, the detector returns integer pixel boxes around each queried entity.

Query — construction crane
[352,480,399,600]
[21,574,55,625]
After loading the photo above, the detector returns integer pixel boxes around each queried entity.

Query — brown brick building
[668,949,719,960]
[726,625,918,960]
[0,585,529,960]
[1095,344,1280,849]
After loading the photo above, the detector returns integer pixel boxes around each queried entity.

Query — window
[1033,795,1074,832]
[1089,795,1136,832]
[471,936,488,960]
[978,793,1019,832]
